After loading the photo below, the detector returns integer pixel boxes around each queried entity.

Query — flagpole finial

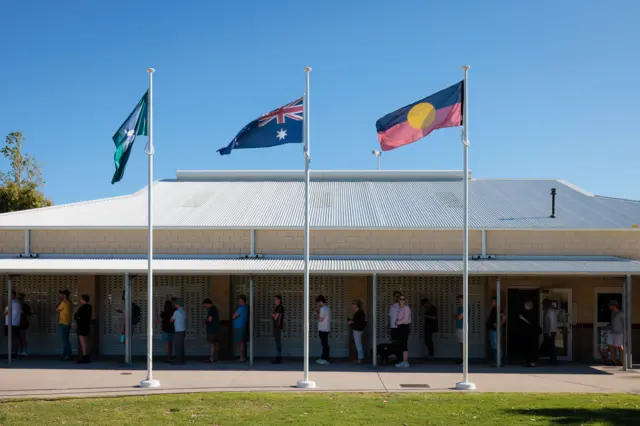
[304,66,312,72]
[462,65,470,71]
[147,68,155,73]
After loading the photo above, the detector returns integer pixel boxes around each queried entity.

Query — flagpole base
[296,380,316,389]
[139,379,161,388]
[455,381,476,391]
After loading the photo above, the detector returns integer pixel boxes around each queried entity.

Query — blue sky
[0,0,637,204]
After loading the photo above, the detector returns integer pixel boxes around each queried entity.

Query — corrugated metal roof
[1,256,639,275]
[0,171,639,229]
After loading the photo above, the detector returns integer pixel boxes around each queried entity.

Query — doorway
[540,289,573,361]
[507,288,540,361]
[593,288,623,360]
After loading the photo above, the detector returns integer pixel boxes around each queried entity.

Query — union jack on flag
[217,96,305,156]
[258,97,304,127]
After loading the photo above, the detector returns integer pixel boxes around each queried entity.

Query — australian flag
[217,97,304,155]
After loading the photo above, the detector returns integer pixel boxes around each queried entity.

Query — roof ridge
[0,187,145,217]
[595,194,640,203]
[556,180,593,196]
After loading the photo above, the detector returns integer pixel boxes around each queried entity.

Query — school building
[1,170,639,363]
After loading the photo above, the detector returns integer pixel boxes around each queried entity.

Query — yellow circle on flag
[407,102,436,130]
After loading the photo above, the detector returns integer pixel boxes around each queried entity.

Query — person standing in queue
[348,299,367,364]
[75,294,92,364]
[395,295,412,368]
[608,300,625,366]
[159,300,175,363]
[541,299,558,365]
[3,290,22,360]
[487,296,505,366]
[315,295,331,365]
[117,291,141,347]
[454,294,470,365]
[272,295,284,364]
[232,295,249,363]
[170,299,187,365]
[421,298,438,360]
[518,300,540,367]
[203,299,220,364]
[389,291,401,342]
[56,290,73,361]
[17,293,31,357]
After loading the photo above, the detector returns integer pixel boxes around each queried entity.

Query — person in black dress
[518,300,540,367]
[272,295,284,364]
[75,294,92,364]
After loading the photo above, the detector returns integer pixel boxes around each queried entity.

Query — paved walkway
[1,359,639,398]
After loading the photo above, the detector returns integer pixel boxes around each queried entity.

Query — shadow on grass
[509,408,640,425]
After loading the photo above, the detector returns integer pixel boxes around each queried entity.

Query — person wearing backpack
[348,299,367,364]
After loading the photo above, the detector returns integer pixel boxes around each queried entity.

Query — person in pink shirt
[395,295,412,368]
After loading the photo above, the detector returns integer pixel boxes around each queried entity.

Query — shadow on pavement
[0,357,615,375]
[508,408,640,426]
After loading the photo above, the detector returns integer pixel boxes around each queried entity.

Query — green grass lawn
[0,393,639,425]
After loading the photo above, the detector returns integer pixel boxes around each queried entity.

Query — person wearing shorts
[203,299,220,363]
[232,295,248,363]
[608,300,625,366]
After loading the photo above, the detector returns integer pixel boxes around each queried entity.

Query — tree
[0,131,52,213]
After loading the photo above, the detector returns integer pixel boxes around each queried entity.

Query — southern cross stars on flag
[217,97,304,155]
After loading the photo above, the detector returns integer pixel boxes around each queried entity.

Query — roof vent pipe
[550,188,557,218]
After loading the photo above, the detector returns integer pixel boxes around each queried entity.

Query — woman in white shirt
[315,295,331,365]
[395,296,412,368]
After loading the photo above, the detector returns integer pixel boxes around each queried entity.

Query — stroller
[372,341,403,366]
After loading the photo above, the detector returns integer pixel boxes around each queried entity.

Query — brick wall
[211,275,231,320]
[29,230,250,255]
[12,228,640,258]
[255,230,483,255]
[0,230,23,253]
[486,230,640,259]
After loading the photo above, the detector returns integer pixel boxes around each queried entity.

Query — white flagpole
[456,65,476,391]
[140,67,160,388]
[297,66,316,389]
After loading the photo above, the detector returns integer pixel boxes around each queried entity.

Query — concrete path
[1,359,639,398]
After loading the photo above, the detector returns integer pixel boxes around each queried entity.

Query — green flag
[111,91,149,184]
